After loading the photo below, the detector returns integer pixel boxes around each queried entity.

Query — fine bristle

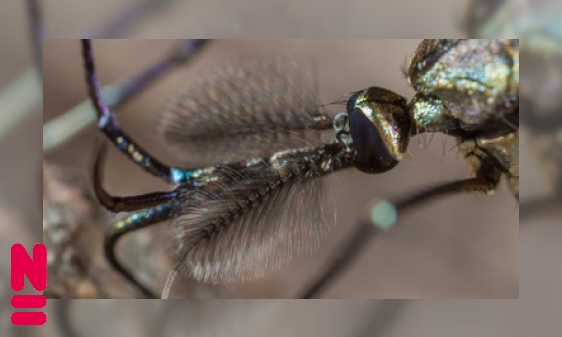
[164,144,348,284]
[158,56,331,167]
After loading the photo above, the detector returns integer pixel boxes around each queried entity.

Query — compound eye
[346,91,361,113]
[349,108,398,173]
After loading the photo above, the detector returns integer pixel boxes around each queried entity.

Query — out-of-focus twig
[55,301,80,337]
[26,0,43,76]
[300,222,375,298]
[0,69,41,141]
[89,0,179,38]
[356,301,408,337]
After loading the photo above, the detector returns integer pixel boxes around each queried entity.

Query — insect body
[342,40,518,207]
[82,39,518,298]
[410,40,518,197]
[298,40,519,298]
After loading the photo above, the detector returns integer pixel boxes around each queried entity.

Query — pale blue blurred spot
[370,200,397,230]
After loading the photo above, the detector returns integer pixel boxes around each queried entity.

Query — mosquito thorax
[346,87,411,174]
[407,39,518,131]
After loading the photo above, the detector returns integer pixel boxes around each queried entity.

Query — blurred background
[0,0,560,336]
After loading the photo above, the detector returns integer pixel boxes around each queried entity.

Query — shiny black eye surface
[346,91,361,113]
[349,108,398,173]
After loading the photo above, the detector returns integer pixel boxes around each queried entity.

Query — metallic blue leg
[82,39,207,184]
[105,202,180,298]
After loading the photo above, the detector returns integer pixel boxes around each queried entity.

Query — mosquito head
[345,87,411,174]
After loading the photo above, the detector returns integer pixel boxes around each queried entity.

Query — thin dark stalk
[80,39,187,182]
[55,300,80,337]
[356,301,408,337]
[102,39,210,108]
[299,222,376,298]
[44,40,209,152]
[520,196,562,220]
[300,177,494,298]
[26,0,43,76]
[89,0,177,39]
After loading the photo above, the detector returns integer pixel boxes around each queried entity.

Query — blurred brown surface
[42,0,467,38]
[0,0,559,336]
[0,1,42,234]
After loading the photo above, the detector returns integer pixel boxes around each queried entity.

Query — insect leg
[93,144,181,213]
[104,39,209,109]
[82,39,206,184]
[45,40,208,152]
[299,175,500,298]
[393,175,500,212]
[105,201,181,298]
[299,221,374,299]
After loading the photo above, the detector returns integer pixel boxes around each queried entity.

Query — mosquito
[82,39,519,298]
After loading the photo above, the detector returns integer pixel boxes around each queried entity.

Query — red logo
[11,243,47,325]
